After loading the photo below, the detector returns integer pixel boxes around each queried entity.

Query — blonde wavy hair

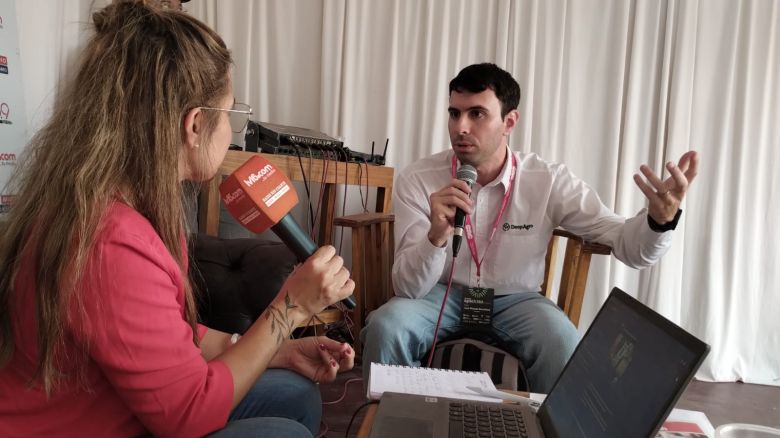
[0,0,232,395]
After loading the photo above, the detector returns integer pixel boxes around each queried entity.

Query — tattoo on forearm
[264,290,299,344]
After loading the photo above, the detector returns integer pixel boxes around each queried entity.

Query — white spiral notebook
[367,362,500,403]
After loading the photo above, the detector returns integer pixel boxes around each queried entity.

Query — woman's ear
[182,107,202,150]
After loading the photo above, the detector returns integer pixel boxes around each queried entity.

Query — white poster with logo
[0,0,26,217]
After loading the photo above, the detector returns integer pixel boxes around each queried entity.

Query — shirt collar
[450,145,514,193]
[481,145,513,193]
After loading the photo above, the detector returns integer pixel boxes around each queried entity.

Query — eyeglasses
[199,102,253,133]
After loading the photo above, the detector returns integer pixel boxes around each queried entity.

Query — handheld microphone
[219,155,357,310]
[452,164,477,258]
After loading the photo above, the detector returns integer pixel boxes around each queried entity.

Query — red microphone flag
[219,155,298,234]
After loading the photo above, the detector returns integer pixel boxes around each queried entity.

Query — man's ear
[182,107,202,150]
[503,109,519,136]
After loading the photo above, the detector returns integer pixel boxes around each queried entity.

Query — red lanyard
[451,153,517,281]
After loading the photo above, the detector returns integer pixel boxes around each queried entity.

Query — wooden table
[356,403,379,438]
[198,149,394,244]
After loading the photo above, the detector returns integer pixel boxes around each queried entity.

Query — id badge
[460,287,494,327]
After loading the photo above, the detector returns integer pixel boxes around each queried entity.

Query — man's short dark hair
[449,63,521,118]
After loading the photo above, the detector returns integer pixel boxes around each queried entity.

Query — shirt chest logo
[502,222,534,232]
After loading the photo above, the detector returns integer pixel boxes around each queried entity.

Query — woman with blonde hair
[0,2,354,437]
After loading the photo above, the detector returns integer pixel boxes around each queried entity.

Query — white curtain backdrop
[14,0,779,385]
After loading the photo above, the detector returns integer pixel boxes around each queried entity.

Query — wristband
[648,209,682,232]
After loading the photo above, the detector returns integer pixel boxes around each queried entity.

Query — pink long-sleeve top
[0,202,233,437]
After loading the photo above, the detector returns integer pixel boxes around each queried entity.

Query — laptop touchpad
[376,416,433,437]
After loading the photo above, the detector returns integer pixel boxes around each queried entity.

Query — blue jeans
[207,369,321,438]
[360,284,579,393]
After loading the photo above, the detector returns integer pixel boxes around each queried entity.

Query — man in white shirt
[360,63,699,392]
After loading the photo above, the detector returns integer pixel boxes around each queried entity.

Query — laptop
[369,287,710,438]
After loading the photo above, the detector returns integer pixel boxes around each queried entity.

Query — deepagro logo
[502,222,533,232]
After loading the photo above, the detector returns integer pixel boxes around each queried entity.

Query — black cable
[292,144,315,230]
[338,150,350,256]
[356,158,370,213]
[345,400,379,438]
[356,159,365,211]
[326,146,338,234]
[340,145,350,164]
[312,147,329,240]
[306,143,314,217]
[304,144,315,228]
[326,145,344,255]
[362,160,370,213]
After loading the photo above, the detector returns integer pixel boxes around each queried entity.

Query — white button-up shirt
[391,147,673,299]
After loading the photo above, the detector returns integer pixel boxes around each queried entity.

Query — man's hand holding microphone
[428,165,477,257]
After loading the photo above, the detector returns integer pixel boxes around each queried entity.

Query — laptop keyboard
[448,401,529,438]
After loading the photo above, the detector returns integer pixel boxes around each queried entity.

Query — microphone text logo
[0,152,16,166]
[262,181,290,207]
[0,55,7,75]
[243,164,274,187]
[222,188,244,205]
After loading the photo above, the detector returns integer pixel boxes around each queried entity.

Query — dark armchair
[189,233,297,335]
[189,233,351,341]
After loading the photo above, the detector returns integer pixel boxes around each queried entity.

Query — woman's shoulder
[96,201,171,256]
[103,201,148,224]
[100,201,153,233]
[84,201,183,290]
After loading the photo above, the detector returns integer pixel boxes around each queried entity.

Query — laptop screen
[538,288,709,438]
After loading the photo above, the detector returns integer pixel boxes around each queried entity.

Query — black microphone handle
[453,207,467,230]
[271,214,318,261]
[271,214,357,310]
[452,204,468,257]
[452,232,463,258]
[451,165,475,257]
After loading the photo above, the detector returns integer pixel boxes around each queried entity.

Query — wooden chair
[333,213,395,343]
[541,229,613,327]
[335,214,612,342]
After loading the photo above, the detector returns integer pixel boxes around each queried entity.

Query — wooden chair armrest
[333,212,395,228]
[544,229,613,327]
[552,229,612,255]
